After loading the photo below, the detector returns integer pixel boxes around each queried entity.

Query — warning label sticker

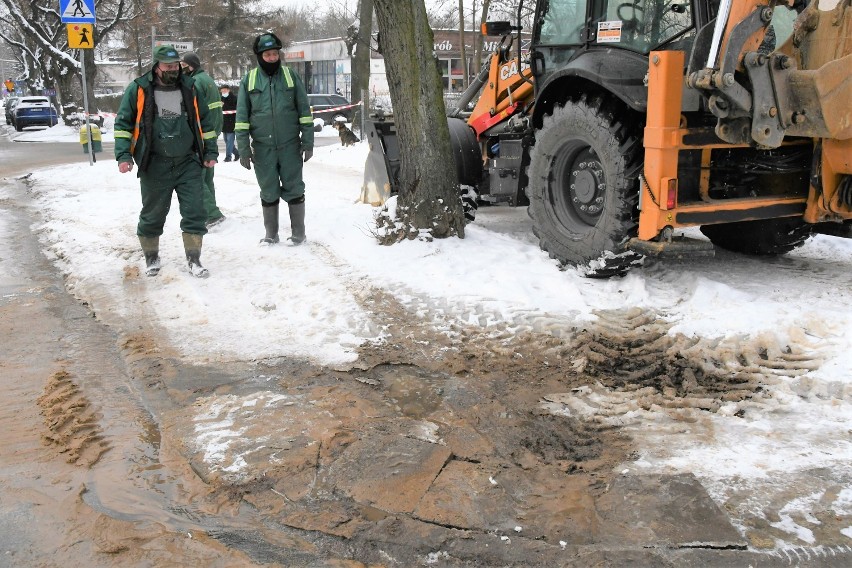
[597,21,623,43]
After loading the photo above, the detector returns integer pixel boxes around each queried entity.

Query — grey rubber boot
[260,201,279,244]
[287,199,306,245]
[182,232,210,278]
[139,235,161,277]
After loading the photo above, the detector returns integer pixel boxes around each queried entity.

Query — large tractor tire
[460,185,478,223]
[527,96,643,277]
[447,117,483,223]
[700,218,812,255]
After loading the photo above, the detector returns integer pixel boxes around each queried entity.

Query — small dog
[332,121,360,147]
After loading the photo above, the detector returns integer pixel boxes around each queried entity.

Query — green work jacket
[113,70,218,173]
[188,67,223,135]
[235,63,314,155]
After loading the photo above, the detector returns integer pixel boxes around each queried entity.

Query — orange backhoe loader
[364,0,851,276]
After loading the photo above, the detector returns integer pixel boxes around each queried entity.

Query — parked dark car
[13,96,59,131]
[307,94,354,126]
[4,96,20,125]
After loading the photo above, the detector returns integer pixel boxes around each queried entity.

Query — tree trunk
[57,71,77,112]
[350,0,373,107]
[458,0,467,89]
[472,0,491,77]
[134,21,143,76]
[373,0,465,239]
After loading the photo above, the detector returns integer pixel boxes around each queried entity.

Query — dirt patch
[165,288,640,562]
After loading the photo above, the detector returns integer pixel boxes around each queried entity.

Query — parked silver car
[4,96,20,125]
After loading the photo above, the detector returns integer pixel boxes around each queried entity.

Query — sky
[4,118,852,553]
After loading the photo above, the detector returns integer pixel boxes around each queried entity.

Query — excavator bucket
[361,113,483,206]
[360,115,400,205]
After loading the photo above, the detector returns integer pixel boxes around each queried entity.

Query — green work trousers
[137,154,207,237]
[252,142,305,203]
[202,165,223,221]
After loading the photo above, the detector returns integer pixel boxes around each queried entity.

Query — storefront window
[310,60,336,94]
[438,57,469,92]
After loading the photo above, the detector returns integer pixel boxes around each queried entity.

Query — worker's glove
[303,149,313,163]
[239,153,253,170]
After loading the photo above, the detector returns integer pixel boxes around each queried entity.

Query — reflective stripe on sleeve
[234,122,250,131]
[114,130,133,139]
[202,131,218,139]
[299,116,313,124]
[208,101,224,109]
[282,67,294,88]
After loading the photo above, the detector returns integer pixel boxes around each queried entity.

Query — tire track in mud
[766,544,852,566]
[37,369,110,467]
[311,238,831,421]
[636,259,848,402]
[544,306,824,423]
[309,240,582,340]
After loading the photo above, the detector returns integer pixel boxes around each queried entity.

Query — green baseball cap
[153,45,181,63]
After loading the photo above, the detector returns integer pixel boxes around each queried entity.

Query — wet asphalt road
[0,130,95,177]
[0,124,337,178]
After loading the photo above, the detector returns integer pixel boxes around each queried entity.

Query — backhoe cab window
[538,0,694,53]
[595,0,694,53]
[539,0,589,45]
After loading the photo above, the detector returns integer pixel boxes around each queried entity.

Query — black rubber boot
[182,233,209,278]
[287,198,306,245]
[260,200,279,245]
[139,235,161,277]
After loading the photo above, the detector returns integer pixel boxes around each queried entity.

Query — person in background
[181,51,226,228]
[235,32,314,246]
[219,84,239,162]
[114,45,218,278]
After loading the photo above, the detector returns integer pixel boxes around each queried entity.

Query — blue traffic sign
[60,0,96,24]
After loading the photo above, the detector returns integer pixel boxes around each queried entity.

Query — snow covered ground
[3,122,851,554]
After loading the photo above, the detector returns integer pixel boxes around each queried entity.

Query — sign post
[79,50,94,165]
[60,0,96,165]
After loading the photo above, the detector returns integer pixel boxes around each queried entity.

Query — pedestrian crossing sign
[67,24,94,49]
[60,0,96,24]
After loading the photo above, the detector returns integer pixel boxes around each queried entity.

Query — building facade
[281,28,530,101]
[283,38,353,98]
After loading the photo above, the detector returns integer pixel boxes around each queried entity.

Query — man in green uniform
[114,45,219,278]
[236,32,314,245]
[181,51,225,227]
